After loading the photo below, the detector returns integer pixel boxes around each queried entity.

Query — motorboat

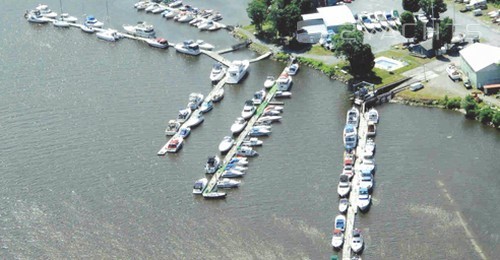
[189,17,203,26]
[228,157,248,166]
[178,12,195,23]
[343,124,357,138]
[205,155,221,174]
[230,117,247,135]
[334,214,346,232]
[331,229,344,249]
[226,60,250,84]
[60,13,78,23]
[184,110,204,128]
[174,40,201,56]
[351,229,364,253]
[151,5,168,14]
[197,19,214,30]
[263,76,276,89]
[188,92,204,110]
[178,126,191,138]
[446,64,462,81]
[262,108,281,116]
[360,158,376,175]
[145,38,169,49]
[241,100,256,119]
[165,120,181,136]
[200,9,214,18]
[392,10,402,26]
[192,178,208,194]
[25,10,51,23]
[84,16,104,28]
[53,17,70,28]
[252,89,266,105]
[356,22,364,32]
[225,163,248,172]
[275,91,292,98]
[235,146,258,157]
[360,13,375,31]
[287,63,299,76]
[365,138,376,154]
[211,88,224,102]
[344,151,355,166]
[166,135,184,153]
[36,4,58,18]
[134,1,149,10]
[176,108,192,123]
[266,105,284,112]
[212,12,223,21]
[123,21,156,38]
[203,192,227,199]
[375,11,389,29]
[252,125,271,131]
[210,62,226,83]
[337,174,351,197]
[276,73,292,91]
[342,164,354,180]
[206,21,222,31]
[200,100,213,113]
[217,178,241,189]
[145,3,159,12]
[248,127,271,137]
[344,130,357,151]
[242,137,263,147]
[257,115,281,123]
[96,29,123,42]
[368,13,382,30]
[221,169,245,178]
[168,0,183,8]
[385,12,397,28]
[367,122,376,137]
[367,108,379,124]
[80,24,95,33]
[358,188,371,212]
[218,136,234,153]
[346,106,360,127]
[339,198,349,213]
[360,172,373,191]
[163,9,178,19]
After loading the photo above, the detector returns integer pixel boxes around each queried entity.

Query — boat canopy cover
[359,188,369,194]
[87,16,95,20]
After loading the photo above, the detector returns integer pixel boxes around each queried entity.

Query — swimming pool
[374,57,406,71]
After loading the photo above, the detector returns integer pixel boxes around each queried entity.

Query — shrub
[461,95,479,119]
[478,107,495,124]
[445,97,461,109]
[275,52,290,62]
[492,111,500,127]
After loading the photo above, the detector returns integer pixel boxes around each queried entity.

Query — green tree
[478,107,495,123]
[461,95,479,119]
[247,0,268,32]
[268,0,301,37]
[349,44,375,75]
[439,17,454,46]
[298,0,315,13]
[419,0,447,19]
[492,111,500,127]
[432,29,442,51]
[414,20,426,42]
[332,24,364,59]
[403,0,421,12]
[399,11,416,41]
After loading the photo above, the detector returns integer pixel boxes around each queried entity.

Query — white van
[466,0,487,11]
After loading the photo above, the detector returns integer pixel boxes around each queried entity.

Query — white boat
[228,157,248,166]
[226,60,250,84]
[197,19,213,30]
[266,105,284,112]
[192,178,208,194]
[166,135,184,153]
[178,126,191,138]
[263,76,276,89]
[178,12,195,23]
[217,178,241,189]
[96,29,123,42]
[200,100,213,113]
[53,17,70,28]
[235,146,258,157]
[165,120,181,136]
[36,4,58,18]
[339,198,349,213]
[188,92,204,110]
[416,13,429,24]
[367,122,376,137]
[211,88,224,102]
[25,10,51,23]
[262,108,281,116]
[205,155,220,174]
[123,21,156,38]
[351,229,364,253]
[248,127,271,137]
[344,125,357,151]
[221,169,245,178]
[331,229,344,249]
[346,106,360,127]
[168,0,183,8]
[360,13,375,31]
[276,73,292,91]
[368,13,382,30]
[225,163,248,172]
[344,151,355,166]
[184,110,204,128]
[275,91,292,98]
[375,11,389,29]
[446,64,462,81]
[392,10,402,26]
[337,174,351,197]
[210,62,226,82]
[80,24,95,33]
[344,123,357,137]
[145,3,160,12]
[360,172,373,191]
[145,38,169,49]
[342,164,354,180]
[252,89,266,105]
[287,63,299,76]
[364,138,376,154]
[230,117,247,134]
[367,108,379,124]
[84,16,104,28]
[358,188,371,212]
[242,137,263,147]
[212,13,223,21]
[134,1,149,10]
[174,40,201,56]
[203,192,227,199]
[163,9,178,19]
[176,108,192,123]
[207,21,222,31]
[257,115,281,123]
[151,5,168,14]
[196,40,214,50]
[360,158,376,175]
[241,100,256,119]
[60,13,78,23]
[189,17,203,26]
[385,12,397,28]
[218,136,234,153]
[334,215,346,232]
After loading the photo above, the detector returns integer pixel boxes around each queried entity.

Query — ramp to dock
[249,52,272,63]
[201,50,232,67]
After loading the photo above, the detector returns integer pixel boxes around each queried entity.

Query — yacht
[53,17,70,28]
[200,100,213,113]
[174,40,201,56]
[84,16,104,28]
[276,73,292,91]
[235,146,258,157]
[123,21,156,38]
[176,108,192,123]
[360,158,376,175]
[360,172,373,191]
[196,40,214,51]
[242,137,263,147]
[168,0,183,8]
[337,174,351,197]
[375,11,389,29]
[248,127,271,137]
[166,135,184,153]
[358,188,371,212]
[251,89,266,105]
[241,100,256,119]
[188,92,204,110]
[339,198,349,213]
[151,5,168,14]
[221,169,245,178]
[178,126,191,139]
[36,4,58,18]
[334,214,346,232]
[230,117,247,135]
[80,24,95,33]
[165,120,181,136]
[197,19,214,30]
[96,29,123,42]
[25,10,51,23]
[367,122,377,137]
[226,60,250,84]
[202,192,227,199]
[210,62,226,83]
[264,76,276,89]
[346,107,360,127]
[275,91,292,98]
[163,9,178,19]
[60,13,78,23]
[184,110,204,128]
[145,38,169,49]
[367,108,379,124]
[211,88,224,102]
[331,229,344,249]
[287,63,299,76]
[178,12,195,23]
[217,178,241,189]
[351,229,364,253]
[192,178,208,194]
[205,156,221,174]
[228,157,248,166]
[342,164,354,180]
[218,136,234,153]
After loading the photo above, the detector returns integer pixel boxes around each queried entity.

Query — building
[459,43,500,90]
[409,39,435,58]
[296,5,356,44]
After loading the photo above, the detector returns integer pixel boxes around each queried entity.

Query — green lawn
[307,45,335,56]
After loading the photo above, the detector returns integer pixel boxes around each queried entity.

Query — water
[1,0,499,259]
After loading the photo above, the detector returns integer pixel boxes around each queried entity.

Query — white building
[459,43,500,90]
[296,5,356,44]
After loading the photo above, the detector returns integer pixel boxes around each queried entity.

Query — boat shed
[459,43,500,89]
[296,5,356,44]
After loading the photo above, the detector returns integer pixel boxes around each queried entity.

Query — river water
[1,0,498,259]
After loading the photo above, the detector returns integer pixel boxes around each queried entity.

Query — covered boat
[205,155,221,174]
[331,229,344,249]
[230,117,247,135]
[358,188,371,212]
[241,100,256,119]
[337,174,351,197]
[263,76,276,89]
[192,178,208,194]
[203,192,227,199]
[367,107,379,124]
[165,120,181,136]
[351,229,364,253]
[334,214,346,232]
[218,136,234,153]
[339,198,349,213]
[211,88,224,102]
[184,110,204,128]
[145,38,169,49]
[216,178,241,189]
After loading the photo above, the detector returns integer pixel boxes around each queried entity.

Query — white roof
[316,5,356,27]
[460,43,500,72]
[302,13,323,21]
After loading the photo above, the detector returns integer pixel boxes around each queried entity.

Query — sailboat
[96,0,123,42]
[53,0,70,27]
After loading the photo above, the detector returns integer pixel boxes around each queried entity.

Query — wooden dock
[249,52,273,63]
[200,50,232,67]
